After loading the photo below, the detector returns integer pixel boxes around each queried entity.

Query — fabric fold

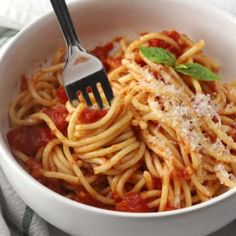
[0,169,50,236]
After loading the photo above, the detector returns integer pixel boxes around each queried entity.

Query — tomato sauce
[79,108,107,124]
[106,57,122,70]
[27,158,64,194]
[7,124,53,156]
[148,30,182,57]
[135,53,147,67]
[27,158,45,183]
[164,201,177,211]
[91,42,114,70]
[227,127,236,142]
[45,179,64,194]
[20,74,28,91]
[149,38,169,48]
[115,192,151,212]
[171,167,192,180]
[70,187,112,209]
[202,81,217,93]
[164,30,180,41]
[43,105,68,133]
[112,192,122,202]
[55,86,68,104]
[152,177,162,189]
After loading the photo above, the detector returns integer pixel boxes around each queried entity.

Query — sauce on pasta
[7,30,236,212]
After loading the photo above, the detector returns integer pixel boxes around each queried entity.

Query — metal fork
[50,0,114,108]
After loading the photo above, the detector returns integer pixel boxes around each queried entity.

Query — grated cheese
[132,64,227,153]
[214,163,236,185]
[229,173,236,181]
[192,94,218,120]
[167,105,202,150]
[143,68,155,82]
[211,139,230,156]
[160,69,173,83]
[214,163,230,180]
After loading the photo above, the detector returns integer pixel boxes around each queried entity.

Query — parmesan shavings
[132,64,215,152]
[214,164,228,177]
[192,94,219,121]
[214,164,236,181]
[214,164,236,188]
[148,135,173,158]
[168,105,202,150]
[143,68,155,82]
[139,67,183,95]
[211,139,230,156]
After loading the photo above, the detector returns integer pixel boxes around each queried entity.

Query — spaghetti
[7,30,236,212]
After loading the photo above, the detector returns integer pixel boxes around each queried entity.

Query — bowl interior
[0,0,236,219]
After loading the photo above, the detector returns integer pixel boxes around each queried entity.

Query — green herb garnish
[175,63,220,81]
[140,47,220,81]
[140,47,176,67]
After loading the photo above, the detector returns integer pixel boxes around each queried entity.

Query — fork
[50,0,114,108]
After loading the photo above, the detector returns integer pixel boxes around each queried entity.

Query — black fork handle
[50,0,85,52]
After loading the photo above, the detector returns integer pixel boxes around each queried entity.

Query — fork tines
[65,69,114,109]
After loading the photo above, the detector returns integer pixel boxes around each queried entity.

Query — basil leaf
[140,47,176,66]
[175,63,220,81]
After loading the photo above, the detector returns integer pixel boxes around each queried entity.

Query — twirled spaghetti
[7,30,236,212]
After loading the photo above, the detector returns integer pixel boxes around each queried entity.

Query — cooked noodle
[7,30,236,212]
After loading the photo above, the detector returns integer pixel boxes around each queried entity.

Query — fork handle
[50,0,85,52]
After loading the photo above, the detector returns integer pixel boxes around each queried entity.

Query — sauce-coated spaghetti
[7,30,236,212]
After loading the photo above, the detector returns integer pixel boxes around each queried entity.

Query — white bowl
[0,0,236,235]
